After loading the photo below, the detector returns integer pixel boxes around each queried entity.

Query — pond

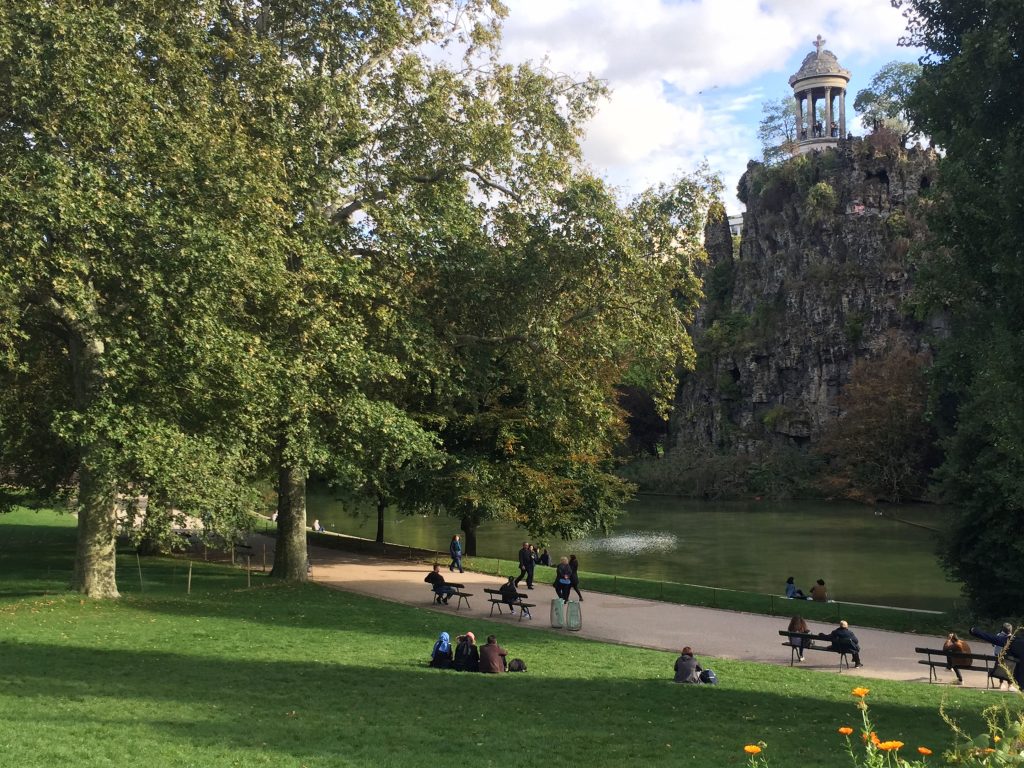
[306,487,961,611]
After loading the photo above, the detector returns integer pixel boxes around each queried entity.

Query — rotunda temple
[789,35,851,154]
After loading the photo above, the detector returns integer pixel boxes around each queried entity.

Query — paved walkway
[255,534,978,687]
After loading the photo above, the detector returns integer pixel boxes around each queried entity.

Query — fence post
[613,576,617,595]
[713,588,717,608]
[770,594,775,615]
[246,556,251,589]
[660,580,664,601]
[136,553,144,593]
[187,561,193,595]
[262,544,267,572]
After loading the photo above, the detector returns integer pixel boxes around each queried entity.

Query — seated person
[498,576,520,614]
[673,646,702,684]
[820,620,863,668]
[970,623,1023,690]
[424,563,457,604]
[809,579,828,602]
[453,632,480,672]
[787,615,811,662]
[943,632,972,684]
[479,635,508,673]
[538,548,551,567]
[429,631,453,669]
[785,577,805,599]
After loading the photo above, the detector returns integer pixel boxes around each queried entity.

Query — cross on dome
[813,34,826,56]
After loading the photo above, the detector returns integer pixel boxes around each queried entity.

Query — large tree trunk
[375,494,385,544]
[69,331,120,598]
[460,514,478,556]
[270,460,308,581]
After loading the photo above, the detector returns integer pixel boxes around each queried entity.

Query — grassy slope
[0,509,1013,768]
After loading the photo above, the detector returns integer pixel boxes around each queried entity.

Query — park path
[252,533,981,688]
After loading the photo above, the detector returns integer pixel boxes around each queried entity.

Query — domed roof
[789,46,851,86]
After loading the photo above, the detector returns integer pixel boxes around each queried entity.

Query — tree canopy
[757,97,799,165]
[853,60,922,146]
[894,0,1024,616]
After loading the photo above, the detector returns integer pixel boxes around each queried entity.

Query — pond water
[306,487,961,611]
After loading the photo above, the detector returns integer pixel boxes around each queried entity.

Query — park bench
[914,647,1001,686]
[484,588,534,621]
[429,582,472,611]
[778,630,850,671]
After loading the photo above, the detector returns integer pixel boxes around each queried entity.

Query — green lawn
[0,508,1014,767]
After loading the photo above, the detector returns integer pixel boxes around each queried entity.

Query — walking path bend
[271,536,993,689]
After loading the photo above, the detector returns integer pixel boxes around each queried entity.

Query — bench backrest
[914,647,998,661]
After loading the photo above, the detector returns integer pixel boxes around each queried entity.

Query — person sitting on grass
[453,632,480,672]
[429,631,453,669]
[809,578,828,602]
[943,632,972,685]
[821,620,863,668]
[424,563,456,604]
[785,577,805,600]
[479,635,508,673]
[498,576,520,615]
[673,646,702,684]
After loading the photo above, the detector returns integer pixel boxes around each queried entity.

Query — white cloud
[498,0,917,210]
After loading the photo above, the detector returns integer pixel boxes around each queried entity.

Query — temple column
[839,88,847,137]
[796,94,803,142]
[825,86,833,136]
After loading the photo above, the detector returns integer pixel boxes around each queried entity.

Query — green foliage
[806,181,838,221]
[758,96,799,164]
[853,60,922,146]
[894,0,1024,616]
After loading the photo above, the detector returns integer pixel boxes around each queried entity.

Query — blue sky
[498,0,923,212]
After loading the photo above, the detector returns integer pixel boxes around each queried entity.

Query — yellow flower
[851,687,870,698]
[878,741,904,752]
[743,745,762,755]
[994,736,1001,743]
[838,726,854,735]
[918,746,933,755]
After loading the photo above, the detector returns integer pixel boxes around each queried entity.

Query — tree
[0,2,289,596]
[818,345,933,502]
[893,0,1024,616]
[758,97,799,164]
[853,60,922,146]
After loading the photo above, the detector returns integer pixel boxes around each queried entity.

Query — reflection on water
[572,531,680,555]
[306,486,961,612]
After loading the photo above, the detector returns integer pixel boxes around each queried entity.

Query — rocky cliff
[671,139,939,456]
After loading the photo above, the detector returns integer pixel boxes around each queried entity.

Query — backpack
[699,668,718,685]
[508,658,527,672]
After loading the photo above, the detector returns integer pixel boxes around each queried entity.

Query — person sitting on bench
[942,632,972,684]
[425,564,457,604]
[821,620,863,668]
[970,623,1023,691]
[499,576,520,614]
[787,615,811,662]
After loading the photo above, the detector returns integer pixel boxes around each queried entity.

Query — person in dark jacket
[514,542,535,589]
[453,632,480,672]
[554,557,573,602]
[430,631,453,668]
[569,554,583,601]
[673,646,702,683]
[821,620,862,667]
[499,576,521,615]
[538,548,551,566]
[425,564,456,604]
[479,635,507,673]
[448,534,464,573]
[970,623,1022,690]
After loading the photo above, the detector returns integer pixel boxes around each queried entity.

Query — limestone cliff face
[671,139,939,452]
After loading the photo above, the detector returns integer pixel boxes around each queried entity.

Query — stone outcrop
[671,138,939,453]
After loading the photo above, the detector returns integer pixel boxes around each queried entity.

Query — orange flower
[878,741,905,752]
[743,745,762,755]
[918,747,933,755]
[851,687,870,698]
[838,727,854,735]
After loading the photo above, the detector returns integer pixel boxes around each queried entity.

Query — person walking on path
[479,635,508,673]
[554,556,573,602]
[514,541,535,589]
[569,554,583,601]
[448,534,464,574]
[943,632,972,684]
[821,620,863,668]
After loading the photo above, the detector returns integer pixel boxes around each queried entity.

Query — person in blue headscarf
[430,631,453,669]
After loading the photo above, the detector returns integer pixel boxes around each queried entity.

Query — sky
[496,0,923,213]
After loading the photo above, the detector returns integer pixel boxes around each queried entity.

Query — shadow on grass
[0,639,979,768]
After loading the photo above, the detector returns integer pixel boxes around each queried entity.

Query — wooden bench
[779,630,850,671]
[429,583,472,611]
[484,588,534,621]
[914,647,1000,686]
